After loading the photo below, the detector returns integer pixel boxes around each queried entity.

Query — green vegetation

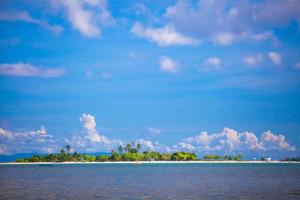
[171,152,197,161]
[281,157,300,162]
[202,154,243,161]
[15,143,246,162]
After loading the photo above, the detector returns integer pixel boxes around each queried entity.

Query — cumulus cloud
[174,142,196,151]
[261,131,296,151]
[268,52,282,65]
[66,113,123,152]
[80,113,103,143]
[0,126,60,155]
[0,63,65,77]
[59,0,113,38]
[0,113,122,155]
[201,57,222,71]
[243,54,264,67]
[0,11,64,35]
[159,56,180,73]
[176,128,296,154]
[131,22,199,46]
[148,127,161,135]
[135,139,171,152]
[164,0,300,45]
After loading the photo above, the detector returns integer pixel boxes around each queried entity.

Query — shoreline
[0,160,299,165]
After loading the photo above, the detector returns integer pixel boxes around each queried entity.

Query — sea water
[0,163,300,199]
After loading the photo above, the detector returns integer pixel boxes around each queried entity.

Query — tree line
[15,143,245,162]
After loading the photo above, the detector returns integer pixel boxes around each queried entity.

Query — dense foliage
[15,143,246,162]
[281,157,300,161]
[202,154,243,161]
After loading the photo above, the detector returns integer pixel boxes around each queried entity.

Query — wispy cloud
[200,57,222,71]
[0,63,65,78]
[131,22,199,46]
[59,0,113,38]
[243,54,264,67]
[0,11,63,35]
[147,127,161,135]
[0,126,59,155]
[164,0,299,45]
[213,32,236,46]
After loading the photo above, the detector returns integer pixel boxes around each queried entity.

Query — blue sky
[0,0,300,159]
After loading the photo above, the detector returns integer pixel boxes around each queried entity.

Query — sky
[0,0,300,159]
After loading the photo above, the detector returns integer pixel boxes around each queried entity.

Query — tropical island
[13,142,300,163]
[14,142,246,163]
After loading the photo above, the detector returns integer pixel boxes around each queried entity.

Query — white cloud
[147,127,161,135]
[164,0,300,45]
[0,128,14,139]
[253,0,300,27]
[268,52,282,65]
[66,113,123,152]
[213,32,236,45]
[177,128,296,154]
[201,57,222,70]
[0,11,64,35]
[239,131,263,150]
[60,0,113,38]
[159,56,180,73]
[243,54,264,67]
[0,114,296,157]
[0,113,122,154]
[135,139,171,152]
[250,31,275,41]
[135,139,155,151]
[0,126,59,155]
[80,113,102,143]
[261,130,296,151]
[131,22,199,46]
[213,31,276,46]
[174,142,196,151]
[0,63,65,77]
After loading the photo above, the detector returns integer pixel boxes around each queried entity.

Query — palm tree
[60,148,65,154]
[136,143,141,153]
[65,145,71,155]
[126,143,131,153]
[118,145,123,154]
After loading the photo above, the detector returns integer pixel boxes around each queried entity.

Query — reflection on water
[1,163,300,200]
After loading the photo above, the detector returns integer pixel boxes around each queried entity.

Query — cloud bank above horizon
[0,114,296,159]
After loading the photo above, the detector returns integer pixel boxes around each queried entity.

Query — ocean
[0,163,300,199]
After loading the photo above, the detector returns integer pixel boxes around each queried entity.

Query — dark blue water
[1,163,300,200]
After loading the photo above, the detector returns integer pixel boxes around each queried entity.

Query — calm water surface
[1,163,300,200]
